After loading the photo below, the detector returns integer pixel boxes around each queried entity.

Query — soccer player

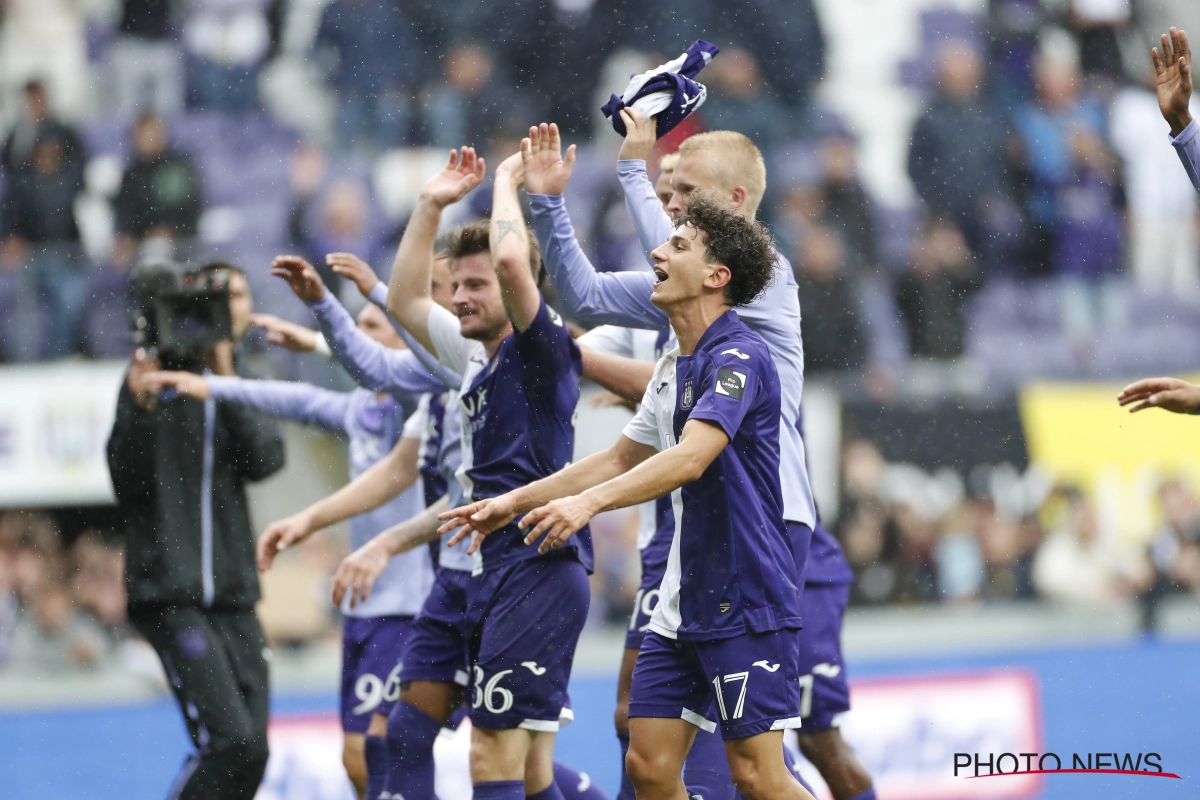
[526,118,874,800]
[1155,28,1199,191]
[385,146,592,800]
[441,195,816,800]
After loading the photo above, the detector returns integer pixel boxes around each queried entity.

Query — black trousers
[131,605,270,800]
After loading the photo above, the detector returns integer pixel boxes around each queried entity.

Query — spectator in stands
[109,0,185,120]
[8,579,112,670]
[794,223,867,375]
[2,80,85,175]
[895,218,978,360]
[290,178,383,293]
[841,497,899,605]
[907,40,1011,262]
[314,0,426,150]
[1033,487,1150,606]
[699,47,784,153]
[113,113,202,267]
[1066,0,1131,78]
[0,131,88,359]
[0,0,91,121]
[420,43,528,148]
[1110,67,1199,295]
[892,503,939,602]
[1012,49,1106,274]
[183,0,272,113]
[1055,131,1128,344]
[1141,479,1200,629]
[935,503,985,602]
[985,0,1043,111]
[815,130,878,273]
[977,508,1039,600]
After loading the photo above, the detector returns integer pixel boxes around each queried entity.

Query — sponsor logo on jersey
[715,368,746,400]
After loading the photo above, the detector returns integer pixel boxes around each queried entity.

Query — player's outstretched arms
[256,435,422,571]
[527,420,729,554]
[387,147,485,353]
[140,371,211,400]
[617,107,657,162]
[492,149,541,332]
[326,251,379,299]
[1154,27,1194,135]
[439,435,656,554]
[332,495,449,609]
[523,122,577,197]
[271,255,327,302]
[580,346,655,403]
[250,313,320,353]
[1118,377,1200,414]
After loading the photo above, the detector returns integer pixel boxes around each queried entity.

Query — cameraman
[106,263,285,800]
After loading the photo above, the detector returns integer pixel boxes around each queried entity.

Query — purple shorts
[629,629,804,741]
[340,615,413,733]
[465,555,590,732]
[796,581,852,732]
[401,567,473,689]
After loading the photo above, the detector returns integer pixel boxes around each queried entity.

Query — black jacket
[107,375,285,610]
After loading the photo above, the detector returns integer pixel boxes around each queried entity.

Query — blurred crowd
[834,437,1200,626]
[3,0,1200,663]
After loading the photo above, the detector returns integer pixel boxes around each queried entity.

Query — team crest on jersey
[715,368,746,400]
[681,378,694,409]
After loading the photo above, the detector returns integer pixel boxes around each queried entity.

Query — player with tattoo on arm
[442,196,817,800]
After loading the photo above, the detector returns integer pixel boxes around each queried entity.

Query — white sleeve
[578,324,634,358]
[426,304,477,376]
[622,371,661,449]
[402,394,430,440]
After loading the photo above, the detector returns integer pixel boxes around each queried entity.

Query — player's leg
[627,717,697,800]
[340,616,410,797]
[613,647,638,800]
[468,558,590,800]
[363,713,388,800]
[344,733,367,798]
[793,582,873,800]
[724,731,814,800]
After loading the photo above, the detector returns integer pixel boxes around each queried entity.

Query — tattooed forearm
[494,218,526,244]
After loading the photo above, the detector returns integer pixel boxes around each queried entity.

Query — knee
[625,742,673,792]
[728,755,771,800]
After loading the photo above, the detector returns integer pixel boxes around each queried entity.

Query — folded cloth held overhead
[601,40,720,138]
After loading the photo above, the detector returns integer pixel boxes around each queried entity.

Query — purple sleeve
[308,291,448,397]
[206,375,350,433]
[687,352,765,442]
[1171,119,1200,193]
[616,159,677,260]
[528,193,669,331]
[367,282,461,388]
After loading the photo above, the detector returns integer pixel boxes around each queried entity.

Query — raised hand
[1153,27,1194,135]
[438,495,519,554]
[271,255,326,303]
[618,107,658,161]
[326,252,378,298]
[420,147,486,208]
[521,123,577,196]
[141,370,211,400]
[331,540,389,609]
[520,495,597,554]
[256,512,314,572]
[1117,377,1200,414]
[249,313,319,352]
[496,151,526,188]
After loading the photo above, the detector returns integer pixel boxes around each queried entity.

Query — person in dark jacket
[106,263,285,800]
[795,223,867,374]
[112,112,202,267]
[895,218,979,360]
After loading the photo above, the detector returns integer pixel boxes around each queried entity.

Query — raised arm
[525,419,729,553]
[523,123,667,330]
[616,108,676,260]
[143,372,351,433]
[438,434,656,553]
[492,149,541,331]
[1155,28,1200,191]
[332,495,449,610]
[256,433,421,570]
[386,147,485,353]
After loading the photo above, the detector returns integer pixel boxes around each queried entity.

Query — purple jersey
[624,311,801,640]
[1170,118,1200,193]
[427,298,592,573]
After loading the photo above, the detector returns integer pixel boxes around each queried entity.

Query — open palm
[1153,28,1193,133]
[421,147,485,208]
[522,122,577,196]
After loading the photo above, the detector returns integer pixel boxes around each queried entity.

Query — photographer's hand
[141,371,211,400]
[126,349,163,411]
[271,255,326,303]
[250,313,320,352]
[326,252,379,298]
[257,511,315,572]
